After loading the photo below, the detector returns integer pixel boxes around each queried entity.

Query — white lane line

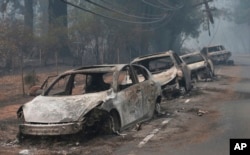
[185,99,190,103]
[162,119,171,125]
[137,118,171,148]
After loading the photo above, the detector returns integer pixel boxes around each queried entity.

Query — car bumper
[19,122,83,136]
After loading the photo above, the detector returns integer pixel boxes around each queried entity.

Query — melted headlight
[17,107,25,122]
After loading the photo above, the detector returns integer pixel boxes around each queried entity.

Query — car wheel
[17,132,26,143]
[102,110,121,134]
[191,73,198,83]
[179,86,186,95]
[208,69,214,80]
[179,80,188,96]
[196,73,203,81]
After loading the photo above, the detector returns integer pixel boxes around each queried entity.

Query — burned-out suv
[200,45,233,65]
[131,50,192,97]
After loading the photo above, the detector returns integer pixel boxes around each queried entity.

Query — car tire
[179,86,186,95]
[17,132,26,143]
[102,110,121,134]
[179,79,188,96]
[208,69,214,80]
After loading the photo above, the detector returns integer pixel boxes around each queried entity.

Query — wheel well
[110,109,121,129]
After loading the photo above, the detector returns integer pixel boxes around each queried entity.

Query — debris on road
[197,109,208,116]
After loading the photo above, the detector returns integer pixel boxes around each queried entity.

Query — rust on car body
[17,64,162,136]
[131,50,192,97]
[180,52,214,81]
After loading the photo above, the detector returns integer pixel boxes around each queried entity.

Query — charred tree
[24,0,33,32]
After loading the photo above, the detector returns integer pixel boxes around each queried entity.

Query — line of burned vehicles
[17,46,232,140]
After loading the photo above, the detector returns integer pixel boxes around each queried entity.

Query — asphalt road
[119,54,250,155]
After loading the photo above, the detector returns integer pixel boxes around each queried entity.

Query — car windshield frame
[43,71,113,96]
[133,56,174,74]
[182,54,204,65]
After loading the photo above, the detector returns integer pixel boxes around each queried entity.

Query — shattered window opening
[118,66,136,91]
[132,65,150,82]
[85,73,111,93]
[46,72,111,96]
[182,54,204,65]
[136,56,174,73]
[207,45,225,53]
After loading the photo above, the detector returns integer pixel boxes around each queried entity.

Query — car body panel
[200,45,232,64]
[152,67,177,86]
[22,92,107,123]
[181,52,214,80]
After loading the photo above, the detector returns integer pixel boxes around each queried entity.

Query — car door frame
[131,64,157,119]
[113,65,144,129]
[172,53,192,91]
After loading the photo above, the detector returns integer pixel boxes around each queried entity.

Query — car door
[115,65,144,127]
[131,64,157,119]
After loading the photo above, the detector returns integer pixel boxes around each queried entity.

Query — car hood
[22,92,108,123]
[152,67,177,86]
[187,61,206,71]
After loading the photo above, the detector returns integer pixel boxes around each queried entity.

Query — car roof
[132,50,174,62]
[180,52,201,58]
[62,64,128,75]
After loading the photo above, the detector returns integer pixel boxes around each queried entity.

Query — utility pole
[193,0,215,36]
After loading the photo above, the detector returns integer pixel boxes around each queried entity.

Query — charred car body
[200,45,233,65]
[131,50,192,97]
[17,64,162,137]
[180,52,214,81]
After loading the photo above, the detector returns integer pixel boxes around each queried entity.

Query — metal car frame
[17,64,162,137]
[180,52,214,81]
[200,45,232,64]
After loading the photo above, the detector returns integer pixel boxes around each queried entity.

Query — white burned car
[131,50,192,97]
[200,45,233,65]
[180,52,214,81]
[17,64,161,138]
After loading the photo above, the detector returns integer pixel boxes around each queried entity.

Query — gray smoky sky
[184,0,250,54]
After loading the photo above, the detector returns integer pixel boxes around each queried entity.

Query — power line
[157,0,184,10]
[85,0,162,20]
[141,0,168,10]
[140,11,176,32]
[61,0,168,25]
[99,0,163,18]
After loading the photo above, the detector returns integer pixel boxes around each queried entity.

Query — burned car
[131,50,192,97]
[200,45,233,65]
[180,52,214,81]
[17,64,162,137]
